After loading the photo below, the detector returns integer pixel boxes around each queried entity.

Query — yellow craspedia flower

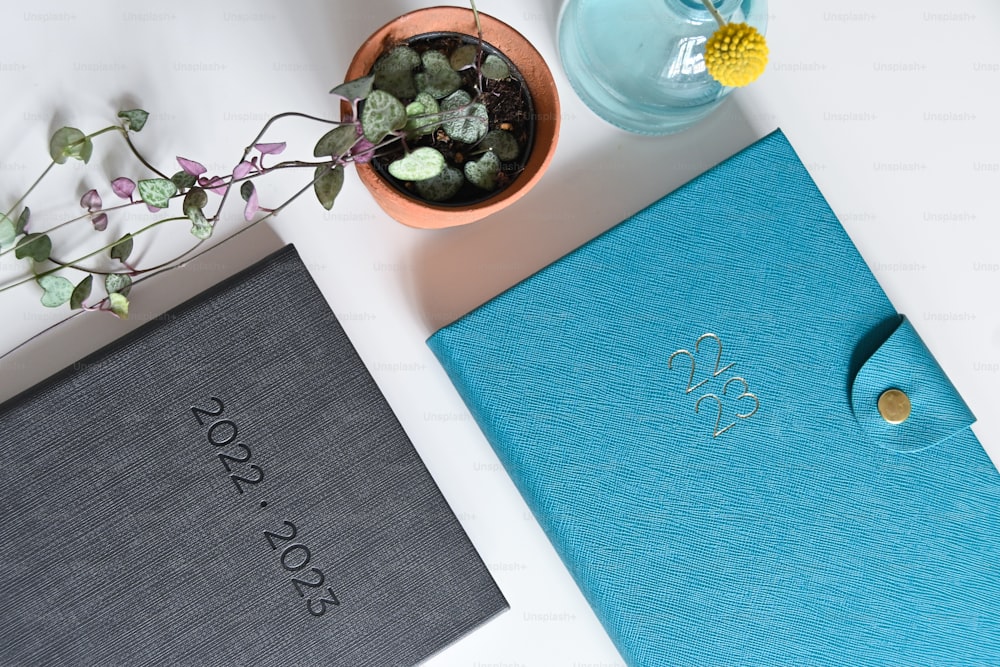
[704,22,769,87]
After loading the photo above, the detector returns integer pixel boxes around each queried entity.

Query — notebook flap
[851,315,975,453]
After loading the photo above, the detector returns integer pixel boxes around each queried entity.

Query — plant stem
[0,216,185,294]
[470,0,483,38]
[701,0,726,27]
[3,161,54,222]
[121,129,170,179]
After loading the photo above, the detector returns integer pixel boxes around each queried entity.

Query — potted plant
[0,3,560,321]
[343,5,561,229]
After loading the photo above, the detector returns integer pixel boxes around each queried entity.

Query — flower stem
[701,0,727,27]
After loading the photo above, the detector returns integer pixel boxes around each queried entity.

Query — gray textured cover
[0,245,506,666]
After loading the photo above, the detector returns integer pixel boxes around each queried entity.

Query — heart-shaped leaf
[478,129,520,161]
[70,275,93,310]
[37,275,74,308]
[0,215,15,248]
[49,127,93,164]
[183,187,212,239]
[15,207,30,235]
[481,54,511,80]
[137,178,178,209]
[313,125,357,158]
[449,44,478,70]
[14,233,51,262]
[415,165,465,202]
[117,109,149,132]
[171,170,197,191]
[188,208,213,239]
[360,89,407,144]
[388,147,446,182]
[405,92,441,137]
[373,46,420,100]
[415,65,462,100]
[105,273,133,298]
[313,165,345,211]
[240,181,255,202]
[110,233,134,263]
[422,50,450,69]
[329,74,374,102]
[464,150,501,190]
[441,91,489,144]
[415,50,461,99]
[108,292,129,319]
[183,187,208,214]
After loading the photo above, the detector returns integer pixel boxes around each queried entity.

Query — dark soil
[368,32,535,206]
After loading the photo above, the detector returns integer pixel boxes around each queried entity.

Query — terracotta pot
[344,6,560,229]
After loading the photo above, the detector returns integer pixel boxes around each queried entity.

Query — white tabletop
[2,1,998,664]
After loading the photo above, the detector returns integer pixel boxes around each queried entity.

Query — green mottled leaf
[479,129,520,161]
[373,46,420,99]
[137,178,178,209]
[422,50,450,69]
[15,207,30,235]
[49,127,93,164]
[416,50,461,99]
[183,187,208,213]
[313,164,345,211]
[240,181,255,202]
[117,109,149,132]
[481,54,511,80]
[415,165,464,202]
[70,274,93,310]
[188,208,212,239]
[37,274,74,307]
[449,44,478,70]
[388,147,445,181]
[314,125,357,158]
[441,91,489,144]
[105,273,132,298]
[415,64,462,99]
[171,170,197,191]
[360,89,407,144]
[108,292,129,319]
[464,150,501,190]
[405,92,441,136]
[110,233,134,263]
[0,215,15,248]
[183,187,212,239]
[329,74,374,101]
[14,233,51,262]
[442,89,470,109]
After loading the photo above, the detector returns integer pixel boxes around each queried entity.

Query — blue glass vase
[558,0,768,135]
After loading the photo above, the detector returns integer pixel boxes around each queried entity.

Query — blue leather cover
[427,130,1000,666]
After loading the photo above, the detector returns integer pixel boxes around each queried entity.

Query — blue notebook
[427,130,1000,666]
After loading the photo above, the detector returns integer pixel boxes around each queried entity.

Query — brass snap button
[878,388,911,424]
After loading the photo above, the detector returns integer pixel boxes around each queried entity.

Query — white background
[1,1,998,665]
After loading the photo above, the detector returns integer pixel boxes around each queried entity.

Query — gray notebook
[0,245,506,666]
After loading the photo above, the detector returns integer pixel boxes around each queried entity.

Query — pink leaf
[351,136,376,164]
[243,187,259,222]
[92,212,109,231]
[232,161,253,180]
[111,177,136,200]
[198,175,229,196]
[254,142,286,156]
[80,189,102,211]
[177,156,207,176]
[145,203,161,213]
